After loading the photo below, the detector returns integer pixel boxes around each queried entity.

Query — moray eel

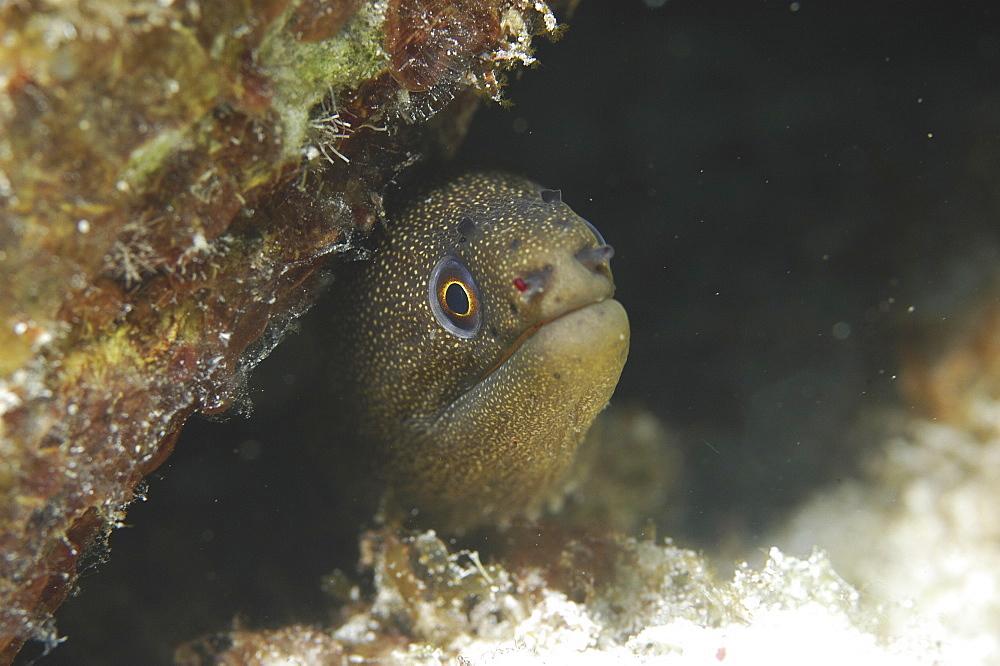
[334,173,629,531]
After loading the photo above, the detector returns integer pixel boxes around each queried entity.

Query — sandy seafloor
[21,1,1000,663]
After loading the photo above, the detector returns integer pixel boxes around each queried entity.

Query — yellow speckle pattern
[335,173,629,530]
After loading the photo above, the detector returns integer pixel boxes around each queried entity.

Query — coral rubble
[177,528,936,665]
[0,0,559,659]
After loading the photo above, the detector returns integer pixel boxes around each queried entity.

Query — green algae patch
[118,128,193,193]
[258,0,390,158]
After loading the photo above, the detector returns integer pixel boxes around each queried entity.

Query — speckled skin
[334,173,629,530]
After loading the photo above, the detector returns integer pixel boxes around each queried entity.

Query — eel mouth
[478,297,614,383]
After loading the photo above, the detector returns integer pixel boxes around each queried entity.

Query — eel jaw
[479,296,616,383]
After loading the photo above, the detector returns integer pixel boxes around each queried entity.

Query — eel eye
[430,256,481,338]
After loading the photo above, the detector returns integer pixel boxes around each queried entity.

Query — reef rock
[0,0,561,659]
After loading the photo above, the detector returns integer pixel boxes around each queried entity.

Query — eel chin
[515,298,630,382]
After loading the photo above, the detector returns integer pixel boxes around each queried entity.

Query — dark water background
[28,1,1000,663]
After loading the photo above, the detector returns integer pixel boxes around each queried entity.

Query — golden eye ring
[441,279,474,317]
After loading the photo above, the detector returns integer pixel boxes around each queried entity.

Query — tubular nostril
[576,244,614,272]
[514,272,547,297]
